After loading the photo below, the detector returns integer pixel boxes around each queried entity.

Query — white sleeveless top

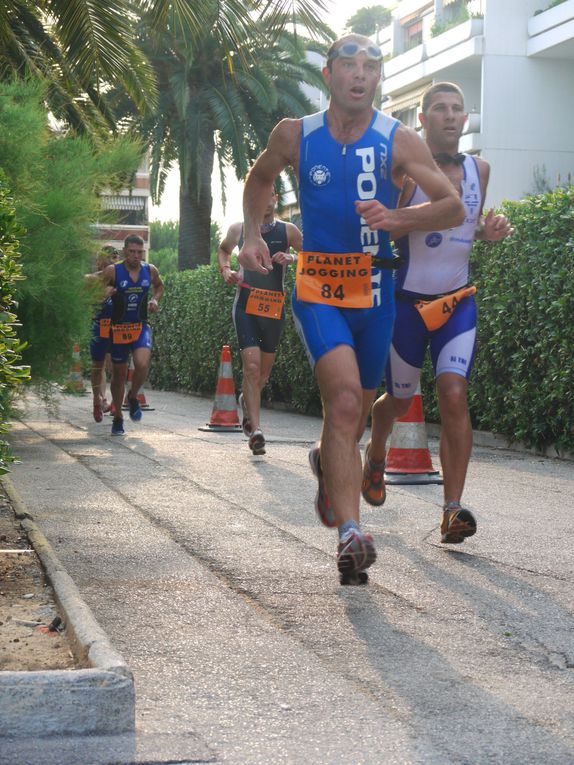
[395,155,482,296]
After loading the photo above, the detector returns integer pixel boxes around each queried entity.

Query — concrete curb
[0,476,135,738]
[426,423,574,461]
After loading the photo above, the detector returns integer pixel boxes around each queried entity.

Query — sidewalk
[1,388,573,764]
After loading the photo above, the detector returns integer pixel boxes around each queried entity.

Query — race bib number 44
[415,286,477,332]
[296,252,373,309]
[245,288,285,320]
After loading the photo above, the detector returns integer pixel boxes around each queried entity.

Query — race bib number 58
[296,251,373,308]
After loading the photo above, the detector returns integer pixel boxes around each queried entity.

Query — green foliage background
[149,220,223,277]
[150,187,574,454]
[0,79,143,381]
[0,175,30,474]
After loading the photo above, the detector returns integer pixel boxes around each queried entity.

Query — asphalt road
[2,387,573,764]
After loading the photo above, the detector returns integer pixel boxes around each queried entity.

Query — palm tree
[148,0,329,45]
[138,9,331,268]
[0,0,156,132]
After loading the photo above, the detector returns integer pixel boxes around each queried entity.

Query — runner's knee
[438,378,468,416]
[324,386,363,429]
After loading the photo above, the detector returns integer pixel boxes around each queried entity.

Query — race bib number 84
[296,251,373,308]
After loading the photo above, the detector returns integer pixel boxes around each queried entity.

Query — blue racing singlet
[299,109,400,304]
[111,261,152,324]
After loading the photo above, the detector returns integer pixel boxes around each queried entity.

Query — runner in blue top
[362,82,513,544]
[102,234,164,436]
[238,35,465,583]
[85,245,119,423]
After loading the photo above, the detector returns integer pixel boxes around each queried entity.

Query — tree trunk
[178,127,215,270]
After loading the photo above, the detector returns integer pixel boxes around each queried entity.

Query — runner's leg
[437,373,472,503]
[315,345,364,526]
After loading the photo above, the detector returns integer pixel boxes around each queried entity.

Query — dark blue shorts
[89,321,112,363]
[232,296,285,354]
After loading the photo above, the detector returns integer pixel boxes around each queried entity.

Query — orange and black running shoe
[441,502,477,543]
[361,442,386,506]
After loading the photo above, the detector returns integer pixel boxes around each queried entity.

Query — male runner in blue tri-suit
[102,235,164,436]
[239,35,465,582]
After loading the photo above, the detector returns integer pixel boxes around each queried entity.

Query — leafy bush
[0,175,30,474]
[0,78,143,382]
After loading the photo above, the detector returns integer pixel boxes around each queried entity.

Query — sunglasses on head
[328,42,383,63]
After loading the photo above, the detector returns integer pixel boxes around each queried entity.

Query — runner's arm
[239,119,300,275]
[148,265,164,313]
[217,223,242,284]
[356,126,464,233]
[473,160,514,241]
[271,221,302,265]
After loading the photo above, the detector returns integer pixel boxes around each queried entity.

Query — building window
[404,19,423,50]
[101,195,148,226]
[394,106,419,131]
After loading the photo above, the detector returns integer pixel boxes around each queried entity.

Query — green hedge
[0,176,30,475]
[471,187,573,452]
[148,264,321,415]
[150,186,574,453]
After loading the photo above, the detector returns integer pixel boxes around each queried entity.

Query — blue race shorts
[386,292,477,398]
[291,290,396,390]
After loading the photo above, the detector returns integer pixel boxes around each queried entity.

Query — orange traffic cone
[122,355,154,411]
[65,342,86,394]
[384,385,443,485]
[198,345,242,432]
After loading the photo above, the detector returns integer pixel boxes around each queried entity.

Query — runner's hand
[482,209,514,241]
[238,236,272,275]
[271,251,295,265]
[354,200,399,231]
[221,267,241,285]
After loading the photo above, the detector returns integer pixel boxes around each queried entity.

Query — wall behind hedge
[150,186,574,454]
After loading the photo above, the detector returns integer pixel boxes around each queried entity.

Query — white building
[94,155,151,256]
[379,0,574,205]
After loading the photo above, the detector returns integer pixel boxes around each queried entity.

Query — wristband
[220,265,230,274]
